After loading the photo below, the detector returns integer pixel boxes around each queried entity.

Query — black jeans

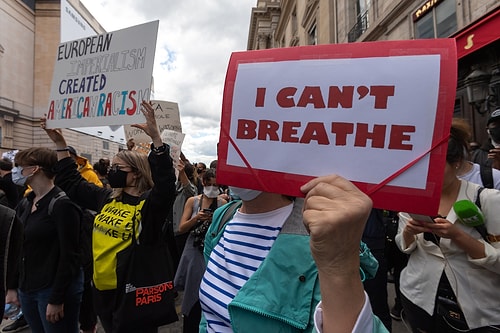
[79,265,97,331]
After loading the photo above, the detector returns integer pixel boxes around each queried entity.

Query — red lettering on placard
[235,119,414,150]
[388,125,415,150]
[282,121,301,143]
[255,87,266,107]
[354,123,386,148]
[47,101,55,119]
[300,122,329,145]
[276,87,297,108]
[258,120,280,141]
[297,86,326,108]
[331,123,355,145]
[274,85,395,109]
[65,98,73,119]
[328,86,354,108]
[370,86,395,109]
[237,119,257,139]
[127,91,137,115]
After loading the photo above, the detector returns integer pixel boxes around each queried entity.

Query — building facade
[247,0,500,145]
[0,0,124,162]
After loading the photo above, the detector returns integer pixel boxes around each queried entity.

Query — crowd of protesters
[1,109,500,333]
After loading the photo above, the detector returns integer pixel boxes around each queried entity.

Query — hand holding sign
[217,39,457,215]
[41,116,68,150]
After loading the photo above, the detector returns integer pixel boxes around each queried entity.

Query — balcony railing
[348,10,369,42]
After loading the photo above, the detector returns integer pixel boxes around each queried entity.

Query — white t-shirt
[458,162,500,189]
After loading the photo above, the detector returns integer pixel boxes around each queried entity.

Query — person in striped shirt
[199,175,387,333]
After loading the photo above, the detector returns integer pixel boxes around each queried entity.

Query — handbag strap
[474,187,490,243]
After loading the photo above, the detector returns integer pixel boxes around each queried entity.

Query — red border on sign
[217,39,457,215]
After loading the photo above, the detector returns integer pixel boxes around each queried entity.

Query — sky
[78,0,256,165]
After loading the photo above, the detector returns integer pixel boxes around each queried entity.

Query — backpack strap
[479,164,494,189]
[48,191,68,216]
[474,187,490,243]
[216,200,241,234]
[203,200,242,261]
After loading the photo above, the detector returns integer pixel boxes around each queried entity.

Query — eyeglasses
[14,165,36,172]
[110,164,132,172]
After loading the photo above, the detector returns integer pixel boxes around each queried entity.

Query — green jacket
[200,199,387,333]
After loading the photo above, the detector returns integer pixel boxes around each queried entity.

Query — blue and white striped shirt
[199,203,293,333]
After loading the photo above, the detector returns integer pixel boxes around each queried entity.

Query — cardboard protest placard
[45,21,159,128]
[217,39,457,215]
[161,129,185,174]
[123,100,182,150]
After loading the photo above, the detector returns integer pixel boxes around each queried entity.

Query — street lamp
[464,67,491,114]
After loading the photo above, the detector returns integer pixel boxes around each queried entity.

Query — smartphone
[202,208,213,214]
[409,213,435,223]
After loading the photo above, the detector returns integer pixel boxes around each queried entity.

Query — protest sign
[217,39,457,215]
[45,21,159,128]
[124,100,182,148]
[161,129,185,169]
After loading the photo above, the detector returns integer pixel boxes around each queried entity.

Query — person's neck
[123,186,143,197]
[240,193,293,214]
[31,181,55,202]
[441,176,461,199]
[456,161,473,177]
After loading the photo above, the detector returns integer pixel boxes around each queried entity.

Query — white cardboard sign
[46,21,159,128]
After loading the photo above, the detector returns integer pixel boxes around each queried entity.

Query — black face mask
[489,127,500,143]
[107,169,128,188]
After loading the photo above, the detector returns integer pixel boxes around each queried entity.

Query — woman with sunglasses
[41,101,176,333]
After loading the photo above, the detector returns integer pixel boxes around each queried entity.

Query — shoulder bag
[113,209,178,331]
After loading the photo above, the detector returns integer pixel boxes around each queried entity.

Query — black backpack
[18,191,87,263]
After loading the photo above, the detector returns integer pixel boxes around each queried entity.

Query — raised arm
[301,175,373,333]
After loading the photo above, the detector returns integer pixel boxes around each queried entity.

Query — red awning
[452,8,500,59]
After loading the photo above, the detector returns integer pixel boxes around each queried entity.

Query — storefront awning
[452,8,500,59]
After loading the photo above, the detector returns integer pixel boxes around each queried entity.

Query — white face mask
[12,166,30,186]
[229,186,262,201]
[203,185,219,198]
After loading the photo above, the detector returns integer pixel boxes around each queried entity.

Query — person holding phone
[396,119,500,332]
[174,168,227,333]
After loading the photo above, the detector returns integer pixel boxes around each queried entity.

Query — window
[308,24,317,45]
[348,0,371,42]
[415,0,457,39]
[21,0,35,11]
[103,141,109,150]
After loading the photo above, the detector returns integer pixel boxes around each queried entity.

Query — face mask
[229,186,262,201]
[107,168,129,188]
[12,166,30,186]
[488,128,500,148]
[203,185,219,198]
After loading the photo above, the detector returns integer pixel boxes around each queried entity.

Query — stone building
[247,0,500,145]
[0,0,125,162]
